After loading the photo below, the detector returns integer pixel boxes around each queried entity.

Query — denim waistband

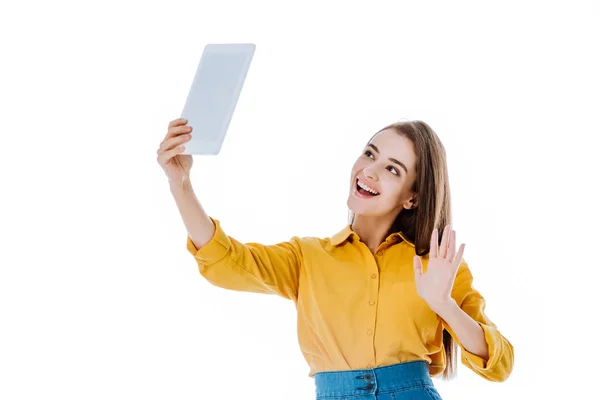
[314,361,433,398]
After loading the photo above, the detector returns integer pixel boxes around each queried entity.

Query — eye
[364,150,400,176]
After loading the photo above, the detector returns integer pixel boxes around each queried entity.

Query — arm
[434,299,489,359]
[171,180,302,300]
[438,262,514,382]
[170,179,216,250]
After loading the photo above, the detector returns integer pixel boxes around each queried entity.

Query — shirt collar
[330,224,415,247]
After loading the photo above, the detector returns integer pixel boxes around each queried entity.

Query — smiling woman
[159,117,514,400]
[348,128,419,230]
[348,121,448,257]
[348,121,462,381]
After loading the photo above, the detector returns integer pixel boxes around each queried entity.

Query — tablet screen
[180,43,256,155]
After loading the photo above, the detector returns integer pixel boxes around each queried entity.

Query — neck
[351,213,396,253]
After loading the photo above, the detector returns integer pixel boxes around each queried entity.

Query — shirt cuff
[186,217,230,264]
[461,323,501,371]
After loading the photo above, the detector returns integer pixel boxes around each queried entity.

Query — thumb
[413,255,423,281]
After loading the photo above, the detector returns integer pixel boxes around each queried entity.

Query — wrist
[429,297,458,317]
[169,177,192,192]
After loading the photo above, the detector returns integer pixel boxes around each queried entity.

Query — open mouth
[356,179,380,197]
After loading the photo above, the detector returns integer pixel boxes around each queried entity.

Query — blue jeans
[314,361,442,400]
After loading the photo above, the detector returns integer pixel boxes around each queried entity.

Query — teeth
[358,180,379,195]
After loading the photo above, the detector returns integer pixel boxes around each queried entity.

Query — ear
[404,194,418,210]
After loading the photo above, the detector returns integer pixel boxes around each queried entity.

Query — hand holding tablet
[180,43,256,155]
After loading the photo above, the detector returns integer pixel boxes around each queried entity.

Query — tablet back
[180,43,256,155]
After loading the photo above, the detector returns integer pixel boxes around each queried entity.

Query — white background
[1,0,598,399]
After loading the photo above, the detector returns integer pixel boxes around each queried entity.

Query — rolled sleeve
[186,217,303,301]
[186,217,230,264]
[445,262,515,382]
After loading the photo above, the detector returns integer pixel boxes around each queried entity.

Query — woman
[157,118,514,399]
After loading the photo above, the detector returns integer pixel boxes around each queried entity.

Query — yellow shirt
[186,217,514,382]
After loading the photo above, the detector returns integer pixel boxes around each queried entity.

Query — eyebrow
[367,143,408,174]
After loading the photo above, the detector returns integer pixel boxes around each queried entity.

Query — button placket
[367,268,377,341]
[365,250,379,369]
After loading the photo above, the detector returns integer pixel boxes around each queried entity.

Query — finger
[160,126,192,152]
[166,124,193,141]
[413,255,423,280]
[168,118,188,129]
[157,145,186,165]
[439,225,450,259]
[158,133,192,155]
[447,230,456,261]
[430,228,438,258]
[453,243,466,270]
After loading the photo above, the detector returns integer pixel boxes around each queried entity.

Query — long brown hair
[349,120,457,380]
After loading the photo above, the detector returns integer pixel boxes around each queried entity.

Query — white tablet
[180,43,256,155]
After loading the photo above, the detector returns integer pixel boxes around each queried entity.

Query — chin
[347,197,375,216]
[348,195,399,219]
[347,196,360,214]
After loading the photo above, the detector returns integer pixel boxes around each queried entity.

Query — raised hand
[413,225,466,313]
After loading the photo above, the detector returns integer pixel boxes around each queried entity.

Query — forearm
[432,300,489,360]
[170,179,215,250]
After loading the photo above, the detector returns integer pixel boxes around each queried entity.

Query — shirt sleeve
[442,260,514,382]
[186,217,302,301]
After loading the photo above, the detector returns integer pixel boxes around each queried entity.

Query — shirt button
[367,329,373,336]
[377,250,383,256]
[369,300,375,306]
[371,274,377,279]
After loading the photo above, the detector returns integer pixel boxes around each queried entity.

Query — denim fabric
[314,361,443,400]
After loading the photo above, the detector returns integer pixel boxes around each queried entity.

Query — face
[347,128,418,218]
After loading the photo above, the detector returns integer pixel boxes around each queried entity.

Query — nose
[363,167,378,181]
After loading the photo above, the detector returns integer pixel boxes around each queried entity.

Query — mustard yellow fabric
[186,217,513,381]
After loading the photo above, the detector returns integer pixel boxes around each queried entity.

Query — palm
[413,225,465,309]
[165,154,193,182]
[417,256,454,301]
